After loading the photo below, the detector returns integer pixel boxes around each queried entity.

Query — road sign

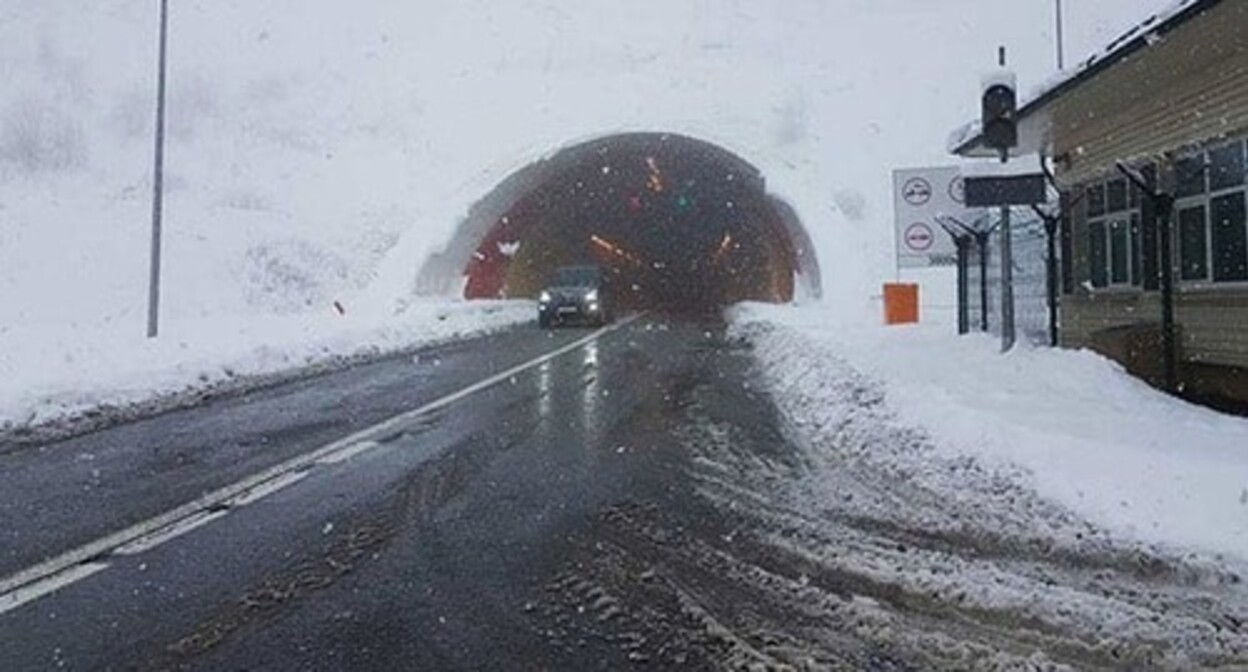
[901,177,933,206]
[964,174,1047,207]
[893,166,978,269]
[903,223,935,252]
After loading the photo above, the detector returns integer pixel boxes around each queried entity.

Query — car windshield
[5,2,1248,670]
[552,267,599,287]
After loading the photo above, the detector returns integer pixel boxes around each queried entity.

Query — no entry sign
[903,223,935,252]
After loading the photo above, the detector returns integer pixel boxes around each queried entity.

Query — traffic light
[981,77,1017,152]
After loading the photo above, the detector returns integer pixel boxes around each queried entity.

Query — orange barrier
[883,283,919,325]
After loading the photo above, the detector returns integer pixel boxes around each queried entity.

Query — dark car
[538,265,611,328]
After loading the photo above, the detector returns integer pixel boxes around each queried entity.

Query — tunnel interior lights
[590,234,642,266]
[645,156,665,193]
[711,232,734,264]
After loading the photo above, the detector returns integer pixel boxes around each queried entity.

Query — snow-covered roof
[949,0,1220,156]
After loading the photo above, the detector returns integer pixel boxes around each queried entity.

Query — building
[951,0,1248,405]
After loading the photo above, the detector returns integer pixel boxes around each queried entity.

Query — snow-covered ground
[0,0,1177,443]
[730,302,1248,567]
[0,1,1167,333]
[0,299,531,437]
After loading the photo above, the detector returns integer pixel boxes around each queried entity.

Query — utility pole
[147,0,169,339]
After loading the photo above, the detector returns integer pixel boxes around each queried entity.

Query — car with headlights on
[538,265,610,328]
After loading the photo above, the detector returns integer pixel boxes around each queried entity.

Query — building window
[1212,192,1248,282]
[1087,184,1106,217]
[1060,194,1075,295]
[1129,212,1142,285]
[1085,176,1141,288]
[1210,140,1246,192]
[1109,219,1130,284]
[1179,205,1208,280]
[1138,163,1159,291]
[1173,138,1248,285]
[1089,220,1108,288]
[1176,154,1207,198]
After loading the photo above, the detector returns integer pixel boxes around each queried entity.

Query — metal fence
[965,210,1053,346]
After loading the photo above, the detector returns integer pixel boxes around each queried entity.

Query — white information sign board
[892,166,977,269]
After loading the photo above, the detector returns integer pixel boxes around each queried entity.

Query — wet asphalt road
[0,314,792,670]
[8,314,1248,670]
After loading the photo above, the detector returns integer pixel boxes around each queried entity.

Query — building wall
[1051,1,1248,186]
[1054,0,1248,384]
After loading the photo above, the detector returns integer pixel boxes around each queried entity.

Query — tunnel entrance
[453,133,818,313]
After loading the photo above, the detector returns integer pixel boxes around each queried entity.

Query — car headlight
[539,290,552,303]
[584,289,599,302]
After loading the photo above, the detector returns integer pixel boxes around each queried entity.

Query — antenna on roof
[1055,0,1065,70]
[998,45,1006,67]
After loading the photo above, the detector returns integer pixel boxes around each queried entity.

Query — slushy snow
[731,302,1248,566]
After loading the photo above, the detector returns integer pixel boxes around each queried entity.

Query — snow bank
[0,299,531,435]
[731,302,1248,565]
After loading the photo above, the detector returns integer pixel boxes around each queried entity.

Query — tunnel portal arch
[417,133,821,310]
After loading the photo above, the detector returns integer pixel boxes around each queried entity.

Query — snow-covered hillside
[1,0,1166,332]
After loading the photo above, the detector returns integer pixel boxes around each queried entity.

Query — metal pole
[999,146,1016,351]
[1055,0,1065,71]
[1157,195,1177,391]
[146,0,169,339]
[978,232,990,332]
[957,239,970,335]
[1045,217,1059,346]
[1000,204,1015,351]
[1116,161,1178,393]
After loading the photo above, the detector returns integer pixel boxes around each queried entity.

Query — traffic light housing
[981,82,1017,151]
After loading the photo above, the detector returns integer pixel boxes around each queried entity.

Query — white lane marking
[0,313,642,603]
[0,562,109,617]
[227,470,311,507]
[113,509,230,556]
[315,440,381,466]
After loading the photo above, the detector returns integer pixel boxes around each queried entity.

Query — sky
[0,0,1174,328]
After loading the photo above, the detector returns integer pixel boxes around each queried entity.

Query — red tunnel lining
[461,135,808,302]
[464,200,800,301]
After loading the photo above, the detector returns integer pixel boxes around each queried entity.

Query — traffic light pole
[998,149,1015,352]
